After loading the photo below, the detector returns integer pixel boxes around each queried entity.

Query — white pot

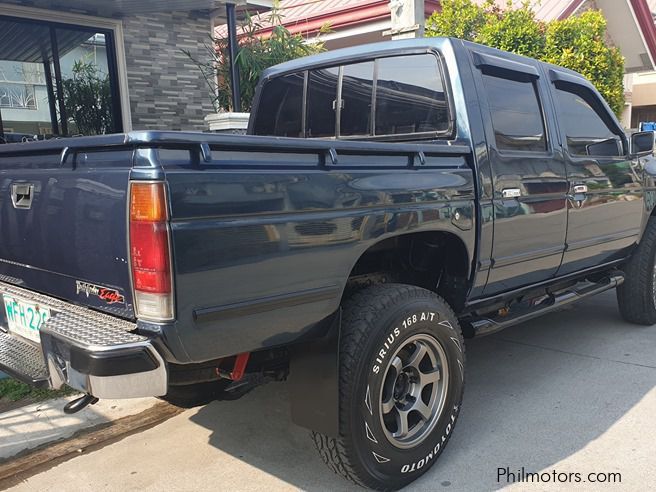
[205,112,251,132]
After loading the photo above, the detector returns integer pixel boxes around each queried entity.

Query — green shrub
[544,11,625,116]
[426,0,625,115]
[62,60,113,135]
[184,5,327,112]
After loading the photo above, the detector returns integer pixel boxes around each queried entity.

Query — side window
[306,66,339,138]
[375,54,449,136]
[481,73,546,152]
[252,72,304,137]
[554,88,622,157]
[340,61,374,137]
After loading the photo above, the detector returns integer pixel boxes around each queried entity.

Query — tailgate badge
[76,281,125,305]
[11,183,34,209]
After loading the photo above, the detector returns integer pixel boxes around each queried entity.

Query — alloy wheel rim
[378,333,449,449]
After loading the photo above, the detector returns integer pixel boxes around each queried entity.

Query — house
[215,0,440,48]
[0,0,269,141]
[220,0,656,127]
[625,0,656,128]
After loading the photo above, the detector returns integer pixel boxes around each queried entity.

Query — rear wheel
[617,217,656,325]
[313,284,465,490]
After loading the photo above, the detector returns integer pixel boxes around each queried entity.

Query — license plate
[3,295,51,344]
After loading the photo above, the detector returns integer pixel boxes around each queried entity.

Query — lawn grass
[0,378,78,402]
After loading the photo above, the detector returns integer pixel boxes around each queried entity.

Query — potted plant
[184,5,328,132]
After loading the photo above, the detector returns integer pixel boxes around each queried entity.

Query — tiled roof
[473,0,580,21]
[216,0,439,37]
[216,0,656,67]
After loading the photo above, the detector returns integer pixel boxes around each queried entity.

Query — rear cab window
[339,61,374,136]
[252,72,305,137]
[252,51,453,141]
[375,54,450,136]
[306,67,339,138]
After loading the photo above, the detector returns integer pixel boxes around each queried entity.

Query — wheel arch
[341,230,472,312]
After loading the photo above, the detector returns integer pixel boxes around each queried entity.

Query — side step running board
[469,274,624,337]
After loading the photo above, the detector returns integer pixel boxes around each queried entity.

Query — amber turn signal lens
[130,182,167,222]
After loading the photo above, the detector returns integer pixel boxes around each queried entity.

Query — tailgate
[0,147,134,318]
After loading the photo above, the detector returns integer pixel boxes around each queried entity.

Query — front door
[550,78,644,275]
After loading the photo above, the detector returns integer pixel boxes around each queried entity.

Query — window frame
[366,51,453,140]
[550,76,627,158]
[475,55,551,156]
[305,65,340,138]
[251,71,306,137]
[480,71,550,154]
[0,3,130,134]
[251,48,456,142]
[335,60,375,138]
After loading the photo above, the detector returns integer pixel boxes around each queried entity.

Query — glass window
[306,66,339,138]
[252,72,304,137]
[57,30,118,136]
[0,16,122,140]
[554,88,622,156]
[374,54,449,136]
[340,61,373,137]
[482,73,546,152]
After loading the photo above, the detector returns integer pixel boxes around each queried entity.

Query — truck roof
[261,36,588,86]
[261,37,454,80]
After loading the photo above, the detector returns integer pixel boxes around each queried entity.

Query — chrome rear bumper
[0,281,167,399]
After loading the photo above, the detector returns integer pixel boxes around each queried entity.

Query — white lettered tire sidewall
[348,295,465,487]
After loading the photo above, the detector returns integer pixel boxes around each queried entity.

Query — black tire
[313,284,465,491]
[617,217,656,325]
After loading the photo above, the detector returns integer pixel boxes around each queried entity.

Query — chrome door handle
[501,188,521,199]
[11,183,34,210]
[572,184,588,194]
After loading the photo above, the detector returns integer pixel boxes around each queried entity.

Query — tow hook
[63,394,99,414]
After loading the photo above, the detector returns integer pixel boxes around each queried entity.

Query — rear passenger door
[471,51,569,294]
[549,71,644,274]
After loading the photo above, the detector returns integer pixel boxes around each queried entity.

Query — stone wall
[121,11,214,131]
[1,1,214,131]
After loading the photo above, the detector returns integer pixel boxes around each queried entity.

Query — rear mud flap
[288,309,340,437]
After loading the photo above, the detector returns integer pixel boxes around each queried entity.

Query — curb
[0,396,159,461]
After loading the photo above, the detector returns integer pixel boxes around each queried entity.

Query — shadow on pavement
[189,290,656,490]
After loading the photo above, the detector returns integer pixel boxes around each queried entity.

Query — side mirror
[630,131,654,157]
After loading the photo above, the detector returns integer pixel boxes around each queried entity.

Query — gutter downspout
[226,2,241,112]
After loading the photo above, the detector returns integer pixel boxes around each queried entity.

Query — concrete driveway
[6,290,656,491]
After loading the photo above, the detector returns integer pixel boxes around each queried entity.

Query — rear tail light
[129,182,174,321]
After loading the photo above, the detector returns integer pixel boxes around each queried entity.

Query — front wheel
[313,284,465,490]
[617,217,656,325]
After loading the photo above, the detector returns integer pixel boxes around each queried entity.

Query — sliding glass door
[0,16,123,141]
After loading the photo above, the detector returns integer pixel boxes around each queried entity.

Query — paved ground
[0,397,156,460]
[7,290,656,491]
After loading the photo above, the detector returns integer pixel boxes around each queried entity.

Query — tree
[425,0,625,116]
[184,6,327,113]
[62,60,113,135]
[544,11,625,116]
